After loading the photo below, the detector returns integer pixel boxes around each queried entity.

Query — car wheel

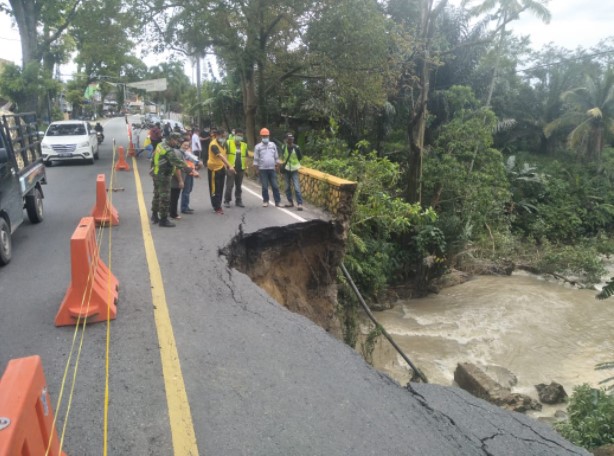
[94,150,99,160]
[0,217,12,266]
[44,160,53,167]
[25,187,44,223]
[88,157,95,165]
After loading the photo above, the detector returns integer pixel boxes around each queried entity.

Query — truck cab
[0,112,47,265]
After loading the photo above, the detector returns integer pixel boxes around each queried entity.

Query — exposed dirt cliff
[221,219,345,336]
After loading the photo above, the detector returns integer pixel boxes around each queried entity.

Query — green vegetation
[1,1,614,297]
[2,2,614,444]
[556,384,614,449]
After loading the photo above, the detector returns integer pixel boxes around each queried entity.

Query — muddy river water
[367,272,614,414]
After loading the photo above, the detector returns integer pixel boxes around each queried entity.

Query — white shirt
[191,132,202,153]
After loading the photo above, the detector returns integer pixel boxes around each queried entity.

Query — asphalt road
[0,117,589,455]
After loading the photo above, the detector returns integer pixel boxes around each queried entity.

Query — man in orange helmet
[253,127,281,207]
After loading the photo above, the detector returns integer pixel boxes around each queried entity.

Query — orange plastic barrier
[127,124,136,157]
[114,145,130,171]
[0,356,67,456]
[55,216,119,327]
[90,174,119,226]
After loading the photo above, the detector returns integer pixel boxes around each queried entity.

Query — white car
[42,120,99,165]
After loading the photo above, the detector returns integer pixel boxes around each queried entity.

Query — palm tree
[596,280,614,390]
[544,70,614,163]
[462,0,550,175]
[462,0,551,107]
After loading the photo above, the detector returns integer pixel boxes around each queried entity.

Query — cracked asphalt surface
[0,117,589,455]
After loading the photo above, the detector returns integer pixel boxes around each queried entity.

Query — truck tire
[25,187,44,223]
[0,217,11,266]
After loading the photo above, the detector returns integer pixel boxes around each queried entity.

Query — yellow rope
[47,142,115,455]
[103,141,118,456]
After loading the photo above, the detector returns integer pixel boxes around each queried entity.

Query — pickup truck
[0,112,47,265]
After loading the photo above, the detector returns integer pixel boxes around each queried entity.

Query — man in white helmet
[253,127,281,207]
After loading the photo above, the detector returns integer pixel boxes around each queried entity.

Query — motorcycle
[96,131,104,144]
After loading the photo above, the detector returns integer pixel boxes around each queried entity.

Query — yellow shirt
[207,138,226,171]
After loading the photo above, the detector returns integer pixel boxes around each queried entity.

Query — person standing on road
[207,128,235,215]
[151,132,190,227]
[191,127,203,159]
[149,122,162,152]
[163,122,172,138]
[253,127,281,207]
[169,145,186,220]
[223,128,248,208]
[281,132,304,211]
[180,140,201,214]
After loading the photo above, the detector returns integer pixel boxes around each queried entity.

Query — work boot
[236,200,245,207]
[158,217,176,228]
[151,212,159,223]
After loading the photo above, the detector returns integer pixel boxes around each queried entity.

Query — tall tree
[1,0,82,111]
[385,0,449,203]
[70,0,137,79]
[147,62,192,113]
[462,0,551,107]
[136,0,320,146]
[545,70,614,163]
[303,0,390,141]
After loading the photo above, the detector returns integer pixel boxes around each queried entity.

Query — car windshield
[46,124,86,136]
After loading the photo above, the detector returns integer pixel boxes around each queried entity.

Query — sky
[0,0,613,79]
[502,0,614,50]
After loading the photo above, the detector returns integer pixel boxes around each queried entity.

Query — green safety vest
[153,141,183,175]
[227,141,248,168]
[282,144,301,172]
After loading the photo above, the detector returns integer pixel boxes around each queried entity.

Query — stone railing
[294,167,357,225]
[246,154,357,225]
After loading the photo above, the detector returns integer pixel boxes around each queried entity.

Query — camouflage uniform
[151,136,189,220]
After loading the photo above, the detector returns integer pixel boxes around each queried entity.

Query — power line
[518,49,614,73]
[0,36,20,42]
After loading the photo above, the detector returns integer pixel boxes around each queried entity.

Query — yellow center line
[132,156,200,455]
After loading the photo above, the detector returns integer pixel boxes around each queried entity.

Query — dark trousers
[224,170,244,204]
[170,187,181,218]
[181,174,194,212]
[207,168,226,210]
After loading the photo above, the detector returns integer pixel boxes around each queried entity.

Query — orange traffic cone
[55,217,119,327]
[90,174,119,226]
[115,145,131,171]
[0,356,67,456]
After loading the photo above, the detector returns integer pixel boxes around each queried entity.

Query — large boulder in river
[454,362,542,412]
[535,382,568,404]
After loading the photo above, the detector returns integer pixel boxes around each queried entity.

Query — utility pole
[196,56,202,129]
